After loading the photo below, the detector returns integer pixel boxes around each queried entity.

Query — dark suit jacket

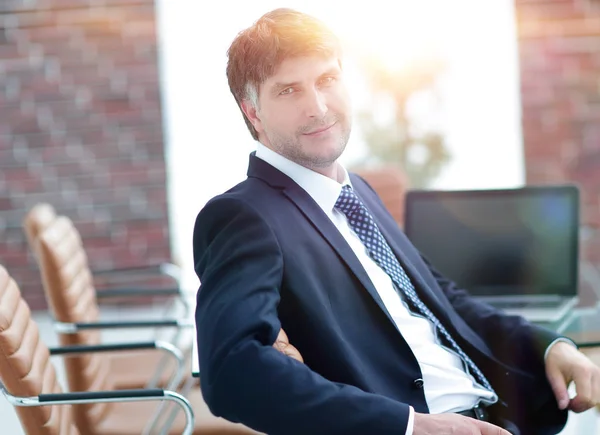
[193,153,568,435]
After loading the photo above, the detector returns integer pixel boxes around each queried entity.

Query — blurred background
[0,0,599,345]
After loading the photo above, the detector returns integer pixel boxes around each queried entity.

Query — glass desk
[538,303,600,348]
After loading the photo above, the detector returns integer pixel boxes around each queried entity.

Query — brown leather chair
[0,265,80,435]
[26,209,191,393]
[23,202,185,296]
[23,203,58,254]
[35,215,191,390]
[0,265,199,435]
[355,166,409,228]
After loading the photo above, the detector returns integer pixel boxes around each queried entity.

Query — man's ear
[241,100,263,135]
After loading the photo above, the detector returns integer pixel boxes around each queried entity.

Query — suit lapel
[282,184,400,330]
[379,219,452,321]
[354,181,456,325]
[247,154,400,330]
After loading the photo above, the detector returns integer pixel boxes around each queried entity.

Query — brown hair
[226,8,342,140]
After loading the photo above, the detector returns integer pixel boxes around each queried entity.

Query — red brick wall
[0,0,171,310]
[515,0,600,302]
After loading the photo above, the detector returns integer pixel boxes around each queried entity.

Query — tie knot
[334,185,363,217]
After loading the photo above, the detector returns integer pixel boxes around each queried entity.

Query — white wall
[155,0,525,285]
[431,1,525,190]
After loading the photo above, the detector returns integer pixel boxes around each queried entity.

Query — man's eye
[280,87,294,95]
[320,76,336,86]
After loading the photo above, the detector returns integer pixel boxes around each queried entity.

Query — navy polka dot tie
[335,185,495,393]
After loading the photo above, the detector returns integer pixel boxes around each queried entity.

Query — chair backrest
[0,265,80,435]
[23,203,58,254]
[36,216,115,428]
[354,166,408,227]
[36,216,100,330]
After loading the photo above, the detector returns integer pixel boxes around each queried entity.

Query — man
[193,8,600,435]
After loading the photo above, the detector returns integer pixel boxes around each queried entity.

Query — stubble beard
[267,118,352,171]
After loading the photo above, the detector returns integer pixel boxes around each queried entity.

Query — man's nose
[303,89,327,118]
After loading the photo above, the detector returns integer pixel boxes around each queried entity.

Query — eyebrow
[270,67,341,95]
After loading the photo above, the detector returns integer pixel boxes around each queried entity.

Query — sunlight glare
[331,0,451,72]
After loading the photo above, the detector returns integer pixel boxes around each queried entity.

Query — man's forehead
[265,55,341,85]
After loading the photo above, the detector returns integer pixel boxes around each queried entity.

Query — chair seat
[108,349,183,390]
[92,387,263,435]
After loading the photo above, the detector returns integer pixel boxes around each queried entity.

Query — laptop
[404,185,580,322]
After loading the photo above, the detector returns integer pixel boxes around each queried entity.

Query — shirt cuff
[405,406,414,435]
[544,337,578,361]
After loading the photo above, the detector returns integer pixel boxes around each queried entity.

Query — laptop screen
[404,186,579,298]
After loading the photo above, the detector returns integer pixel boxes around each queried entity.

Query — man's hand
[546,341,600,412]
[273,328,304,362]
[413,412,510,434]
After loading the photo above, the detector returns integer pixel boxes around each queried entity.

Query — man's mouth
[303,122,336,136]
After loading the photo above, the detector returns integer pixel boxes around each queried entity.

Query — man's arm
[424,256,559,374]
[193,196,410,435]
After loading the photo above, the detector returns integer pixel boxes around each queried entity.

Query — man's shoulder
[226,175,274,196]
[198,176,284,221]
[210,176,279,204]
[192,177,288,254]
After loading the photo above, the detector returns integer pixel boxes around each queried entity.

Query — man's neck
[312,163,341,183]
[257,141,342,183]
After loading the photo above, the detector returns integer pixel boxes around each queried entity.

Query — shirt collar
[255,142,352,214]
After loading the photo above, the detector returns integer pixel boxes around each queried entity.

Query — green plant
[355,56,451,188]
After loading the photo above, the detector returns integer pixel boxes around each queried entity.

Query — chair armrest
[1,387,193,435]
[578,342,600,348]
[54,319,193,333]
[47,340,186,391]
[39,388,165,402]
[48,341,166,355]
[96,287,184,299]
[92,263,182,283]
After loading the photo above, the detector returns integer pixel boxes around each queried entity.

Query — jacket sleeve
[193,195,411,435]
[423,254,560,375]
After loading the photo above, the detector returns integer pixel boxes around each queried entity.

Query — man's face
[243,55,352,173]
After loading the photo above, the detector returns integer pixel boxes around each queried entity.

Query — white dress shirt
[254,143,537,434]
